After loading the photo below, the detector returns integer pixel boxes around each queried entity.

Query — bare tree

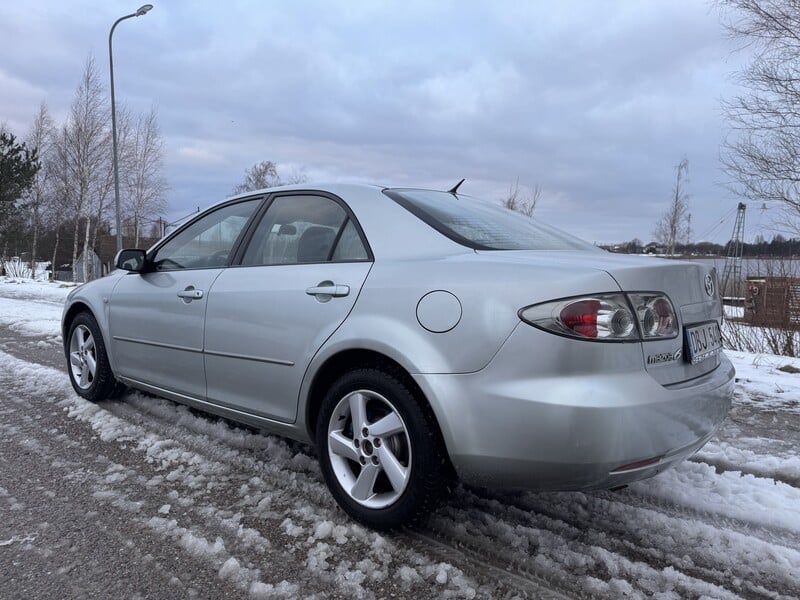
[501,179,542,217]
[654,158,692,255]
[718,0,800,232]
[231,160,308,194]
[64,56,111,282]
[121,106,167,247]
[49,124,72,280]
[282,165,308,185]
[23,102,55,278]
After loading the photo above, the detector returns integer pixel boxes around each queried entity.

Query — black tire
[316,366,451,530]
[65,312,125,402]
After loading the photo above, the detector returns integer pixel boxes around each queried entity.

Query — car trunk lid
[599,256,722,385]
[476,251,723,385]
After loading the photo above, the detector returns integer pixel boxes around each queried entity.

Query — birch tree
[122,106,167,246]
[64,56,111,282]
[49,125,73,280]
[23,102,55,277]
[654,158,692,256]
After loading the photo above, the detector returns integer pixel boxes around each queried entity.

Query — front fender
[62,273,126,371]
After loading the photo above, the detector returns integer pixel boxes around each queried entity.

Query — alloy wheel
[326,389,412,509]
[69,324,97,390]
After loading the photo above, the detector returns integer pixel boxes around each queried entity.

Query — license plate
[685,321,722,364]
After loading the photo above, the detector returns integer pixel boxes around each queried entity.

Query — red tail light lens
[560,300,600,337]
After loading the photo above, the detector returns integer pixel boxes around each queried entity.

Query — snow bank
[0,276,75,302]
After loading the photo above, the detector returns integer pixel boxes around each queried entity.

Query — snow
[0,276,72,343]
[2,276,800,598]
[695,440,800,483]
[726,350,800,411]
[724,303,744,319]
[0,275,76,301]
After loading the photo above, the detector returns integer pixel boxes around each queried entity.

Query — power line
[697,206,737,241]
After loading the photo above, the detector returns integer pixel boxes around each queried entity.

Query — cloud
[175,143,226,165]
[0,0,751,243]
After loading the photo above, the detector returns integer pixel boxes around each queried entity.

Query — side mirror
[115,249,147,272]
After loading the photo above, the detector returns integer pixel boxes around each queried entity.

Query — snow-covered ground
[1,276,799,599]
[0,277,75,342]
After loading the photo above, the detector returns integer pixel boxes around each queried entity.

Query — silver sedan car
[63,183,734,529]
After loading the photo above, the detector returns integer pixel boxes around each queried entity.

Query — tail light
[519,292,678,342]
[628,294,678,338]
[519,294,637,340]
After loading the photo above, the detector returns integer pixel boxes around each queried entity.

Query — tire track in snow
[104,392,562,599]
[2,352,539,599]
[1,358,387,597]
[0,421,239,599]
[5,347,800,598]
[107,389,800,599]
[617,486,799,551]
[690,454,800,489]
[400,528,574,600]
[451,487,800,599]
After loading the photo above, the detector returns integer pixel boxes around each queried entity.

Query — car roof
[226,181,386,201]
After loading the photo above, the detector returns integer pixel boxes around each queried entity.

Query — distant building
[74,249,103,283]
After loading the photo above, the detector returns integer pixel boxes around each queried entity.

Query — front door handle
[177,287,204,301]
[306,281,350,302]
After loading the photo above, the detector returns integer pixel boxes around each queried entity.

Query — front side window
[152,199,260,271]
[241,195,369,266]
[384,189,597,251]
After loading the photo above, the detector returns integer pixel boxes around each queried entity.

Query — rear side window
[332,220,369,261]
[241,195,369,266]
[383,189,596,251]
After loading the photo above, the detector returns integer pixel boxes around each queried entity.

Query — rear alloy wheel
[66,312,124,402]
[317,368,449,530]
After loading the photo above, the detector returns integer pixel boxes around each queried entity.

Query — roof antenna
[447,178,465,195]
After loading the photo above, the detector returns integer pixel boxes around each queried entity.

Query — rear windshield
[383,189,597,251]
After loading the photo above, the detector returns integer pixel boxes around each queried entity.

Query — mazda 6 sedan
[62,183,734,529]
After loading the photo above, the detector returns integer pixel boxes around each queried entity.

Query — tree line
[0,55,166,282]
[607,233,800,257]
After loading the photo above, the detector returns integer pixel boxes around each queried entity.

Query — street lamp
[109,4,153,254]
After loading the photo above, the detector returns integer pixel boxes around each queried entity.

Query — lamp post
[109,4,153,254]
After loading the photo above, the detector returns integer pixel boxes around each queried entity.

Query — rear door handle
[305,282,350,300]
[177,287,204,300]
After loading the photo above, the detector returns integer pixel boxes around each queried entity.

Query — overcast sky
[1,0,765,245]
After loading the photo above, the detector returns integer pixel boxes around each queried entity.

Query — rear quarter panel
[305,252,621,376]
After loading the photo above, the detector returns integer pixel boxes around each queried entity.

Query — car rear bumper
[413,326,735,491]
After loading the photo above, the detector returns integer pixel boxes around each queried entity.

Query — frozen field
[1,276,798,599]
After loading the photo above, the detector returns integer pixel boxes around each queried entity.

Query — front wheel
[66,312,124,402]
[316,367,450,530]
